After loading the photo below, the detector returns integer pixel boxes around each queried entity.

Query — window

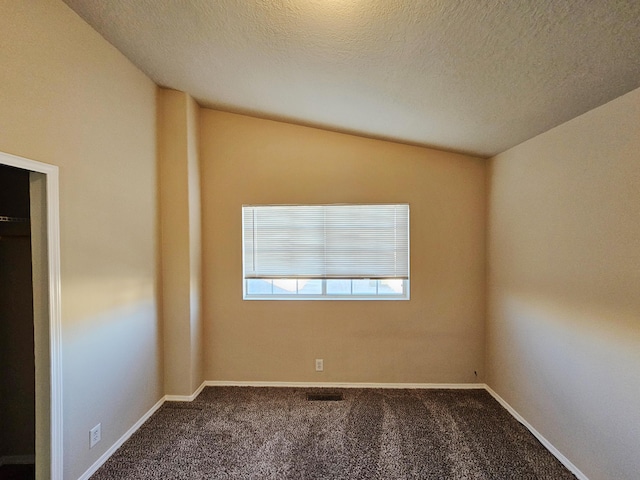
[242,204,409,300]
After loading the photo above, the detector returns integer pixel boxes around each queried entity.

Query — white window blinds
[242,204,409,279]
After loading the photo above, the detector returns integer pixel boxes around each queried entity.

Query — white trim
[76,397,165,480]
[484,386,589,480]
[0,455,36,466]
[0,151,63,480]
[165,381,207,402]
[78,380,208,480]
[205,381,587,478]
[244,292,410,301]
[72,381,587,480]
[204,380,486,390]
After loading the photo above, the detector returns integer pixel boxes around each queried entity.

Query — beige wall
[200,110,486,383]
[30,172,52,480]
[0,1,161,479]
[487,87,640,480]
[158,89,203,396]
[187,96,204,393]
[6,2,637,479]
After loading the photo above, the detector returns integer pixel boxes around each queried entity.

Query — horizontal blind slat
[243,204,409,279]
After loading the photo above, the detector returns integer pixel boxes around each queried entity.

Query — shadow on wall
[63,298,160,468]
[495,290,640,474]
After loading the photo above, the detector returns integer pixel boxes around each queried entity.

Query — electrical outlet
[315,358,324,372]
[90,423,101,448]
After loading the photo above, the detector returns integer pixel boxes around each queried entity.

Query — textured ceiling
[62,0,640,157]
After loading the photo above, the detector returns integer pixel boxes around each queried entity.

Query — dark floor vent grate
[306,392,343,401]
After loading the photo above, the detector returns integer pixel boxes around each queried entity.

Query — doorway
[0,165,35,479]
[0,152,62,480]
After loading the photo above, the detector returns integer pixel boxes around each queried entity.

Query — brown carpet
[90,387,577,479]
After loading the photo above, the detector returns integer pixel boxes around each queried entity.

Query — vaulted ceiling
[62,0,640,157]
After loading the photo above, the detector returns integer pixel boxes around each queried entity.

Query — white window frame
[242,204,410,301]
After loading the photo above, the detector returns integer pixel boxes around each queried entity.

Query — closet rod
[0,215,29,223]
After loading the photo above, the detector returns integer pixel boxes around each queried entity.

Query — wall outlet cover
[90,423,101,448]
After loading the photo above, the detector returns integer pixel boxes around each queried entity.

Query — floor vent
[306,392,343,401]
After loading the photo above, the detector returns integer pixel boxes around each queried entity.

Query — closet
[0,164,35,478]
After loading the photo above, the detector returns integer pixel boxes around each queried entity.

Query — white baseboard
[75,381,586,480]
[165,381,207,402]
[0,454,35,467]
[484,385,588,480]
[77,397,165,480]
[73,381,486,478]
[204,380,486,390]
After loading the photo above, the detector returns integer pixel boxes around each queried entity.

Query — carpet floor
[90,387,577,479]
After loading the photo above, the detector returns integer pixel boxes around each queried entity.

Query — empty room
[0,1,638,479]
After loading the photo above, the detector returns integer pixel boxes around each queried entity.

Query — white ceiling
[62,0,640,157]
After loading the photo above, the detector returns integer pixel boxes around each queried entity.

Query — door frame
[0,151,63,480]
